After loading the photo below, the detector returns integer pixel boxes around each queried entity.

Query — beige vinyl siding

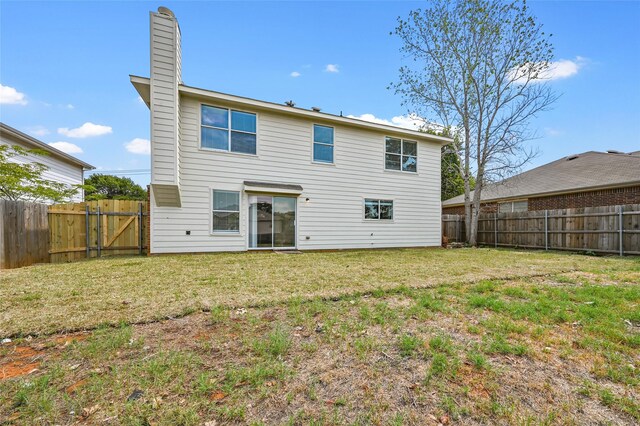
[1,136,85,203]
[150,95,442,253]
[150,11,179,185]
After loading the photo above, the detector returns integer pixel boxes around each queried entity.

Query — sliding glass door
[248,195,296,249]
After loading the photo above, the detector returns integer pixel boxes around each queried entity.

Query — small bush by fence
[0,199,149,269]
[443,204,640,255]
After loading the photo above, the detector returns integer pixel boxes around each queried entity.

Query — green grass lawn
[0,249,638,425]
[0,248,636,337]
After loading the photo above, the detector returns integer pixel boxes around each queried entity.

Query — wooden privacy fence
[443,204,640,256]
[0,200,50,269]
[49,200,149,263]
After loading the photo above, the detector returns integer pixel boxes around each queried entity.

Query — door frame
[246,194,298,250]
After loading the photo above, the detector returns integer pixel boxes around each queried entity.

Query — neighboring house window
[313,124,334,163]
[498,203,511,213]
[364,199,393,220]
[513,200,528,212]
[385,137,417,172]
[212,190,240,232]
[498,200,528,213]
[201,105,257,154]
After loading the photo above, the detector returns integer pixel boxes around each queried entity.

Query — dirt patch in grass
[2,248,637,337]
[0,332,91,382]
[1,270,638,425]
[0,346,42,380]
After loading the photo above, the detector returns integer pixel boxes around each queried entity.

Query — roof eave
[0,123,95,170]
[129,75,453,145]
[130,75,151,109]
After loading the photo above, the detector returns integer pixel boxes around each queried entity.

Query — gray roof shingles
[443,151,640,206]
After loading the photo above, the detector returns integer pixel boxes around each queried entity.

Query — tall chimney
[150,7,181,187]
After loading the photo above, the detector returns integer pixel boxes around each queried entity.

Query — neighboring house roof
[0,122,95,170]
[130,75,453,146]
[443,151,640,207]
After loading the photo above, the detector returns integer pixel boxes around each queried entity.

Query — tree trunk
[463,180,471,243]
[463,128,472,243]
[468,181,483,246]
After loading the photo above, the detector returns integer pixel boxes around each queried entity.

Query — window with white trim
[212,190,240,232]
[201,105,256,154]
[313,124,334,163]
[385,137,417,172]
[364,199,393,220]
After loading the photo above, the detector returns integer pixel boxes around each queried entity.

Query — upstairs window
[364,199,394,220]
[212,190,240,232]
[201,105,256,154]
[313,124,334,163]
[385,137,417,172]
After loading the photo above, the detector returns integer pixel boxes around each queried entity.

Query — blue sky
[1,1,639,186]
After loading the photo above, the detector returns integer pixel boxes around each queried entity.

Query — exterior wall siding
[1,135,85,202]
[150,11,180,185]
[150,96,443,253]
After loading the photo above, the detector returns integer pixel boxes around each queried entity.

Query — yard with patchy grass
[1,248,639,424]
[0,248,634,337]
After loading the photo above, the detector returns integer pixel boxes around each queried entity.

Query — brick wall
[529,186,640,210]
[442,205,465,215]
[442,202,497,215]
[443,185,640,214]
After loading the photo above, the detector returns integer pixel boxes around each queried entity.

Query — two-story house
[0,122,94,202]
[131,7,450,254]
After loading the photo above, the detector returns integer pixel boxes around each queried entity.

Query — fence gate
[48,200,148,263]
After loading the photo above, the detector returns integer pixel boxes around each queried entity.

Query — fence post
[619,205,624,256]
[544,210,549,251]
[494,213,498,248]
[96,206,101,258]
[138,202,143,255]
[85,205,90,258]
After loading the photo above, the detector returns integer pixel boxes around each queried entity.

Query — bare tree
[393,0,558,245]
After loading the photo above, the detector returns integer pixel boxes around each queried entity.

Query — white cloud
[542,57,585,80]
[0,84,27,105]
[58,122,112,138]
[346,113,427,130]
[28,126,50,137]
[49,141,83,154]
[545,127,563,137]
[124,138,150,155]
[290,71,301,78]
[325,64,339,73]
[512,56,586,83]
[64,104,74,110]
